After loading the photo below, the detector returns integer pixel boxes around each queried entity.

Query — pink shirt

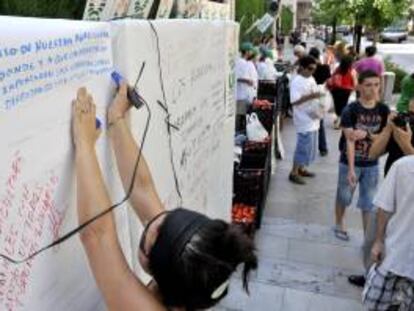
[354,57,384,76]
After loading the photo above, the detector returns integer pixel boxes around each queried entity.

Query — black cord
[0,82,152,264]
[0,20,185,263]
[148,20,183,206]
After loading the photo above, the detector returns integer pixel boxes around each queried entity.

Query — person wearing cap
[72,85,257,310]
[256,49,278,81]
[235,42,256,128]
[293,44,306,70]
[293,44,306,74]
[247,46,260,99]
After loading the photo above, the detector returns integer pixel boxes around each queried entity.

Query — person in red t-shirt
[327,56,358,129]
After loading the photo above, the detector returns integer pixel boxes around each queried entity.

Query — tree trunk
[373,30,380,46]
[355,24,363,54]
[330,16,337,45]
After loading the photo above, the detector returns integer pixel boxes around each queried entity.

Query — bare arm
[351,69,358,90]
[291,92,321,106]
[343,128,358,187]
[73,88,165,311]
[400,142,414,155]
[237,78,253,86]
[108,84,164,224]
[392,124,414,155]
[369,123,392,159]
[375,208,392,243]
[371,208,393,264]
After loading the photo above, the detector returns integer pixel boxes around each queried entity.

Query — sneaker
[289,174,306,185]
[299,169,316,178]
[348,275,366,288]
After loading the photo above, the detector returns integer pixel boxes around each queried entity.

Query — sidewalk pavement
[215,114,369,311]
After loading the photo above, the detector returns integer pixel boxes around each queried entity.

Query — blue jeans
[336,163,379,211]
[318,119,328,153]
[293,131,317,166]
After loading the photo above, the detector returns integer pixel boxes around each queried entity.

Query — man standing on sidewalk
[333,70,390,241]
[363,156,414,311]
[309,47,331,156]
[348,99,414,288]
[288,56,322,185]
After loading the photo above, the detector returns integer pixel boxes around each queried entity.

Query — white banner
[0,16,238,310]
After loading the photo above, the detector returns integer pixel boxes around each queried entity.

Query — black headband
[148,208,215,307]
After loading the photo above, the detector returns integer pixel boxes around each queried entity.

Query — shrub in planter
[384,57,408,94]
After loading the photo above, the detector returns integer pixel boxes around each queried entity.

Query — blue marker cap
[95,118,101,129]
[111,71,124,88]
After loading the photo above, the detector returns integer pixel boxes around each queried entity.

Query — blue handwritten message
[0,30,112,111]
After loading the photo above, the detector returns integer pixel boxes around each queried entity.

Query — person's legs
[336,89,352,118]
[363,210,377,271]
[331,89,342,119]
[300,130,317,175]
[335,201,347,231]
[357,165,379,235]
[362,211,370,234]
[291,132,311,184]
[348,209,378,287]
[318,119,328,155]
[335,163,357,237]
[331,89,352,129]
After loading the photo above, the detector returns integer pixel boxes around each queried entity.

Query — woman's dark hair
[338,56,353,74]
[152,218,257,310]
[309,47,321,60]
[365,45,377,57]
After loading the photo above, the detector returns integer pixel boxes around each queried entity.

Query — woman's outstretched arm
[73,87,165,311]
[108,84,164,224]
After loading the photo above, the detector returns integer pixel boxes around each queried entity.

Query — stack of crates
[232,98,274,232]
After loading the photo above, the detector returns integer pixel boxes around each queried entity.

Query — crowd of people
[236,36,414,310]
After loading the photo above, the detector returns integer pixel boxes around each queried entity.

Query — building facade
[296,0,312,29]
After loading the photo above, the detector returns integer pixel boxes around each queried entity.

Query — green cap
[251,47,260,58]
[264,49,273,59]
[240,42,254,53]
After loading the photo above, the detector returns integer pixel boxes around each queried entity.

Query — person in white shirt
[256,49,278,81]
[235,42,255,103]
[363,155,414,311]
[246,47,259,102]
[235,42,256,129]
[289,56,323,185]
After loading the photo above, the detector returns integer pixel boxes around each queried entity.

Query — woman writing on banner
[72,84,257,311]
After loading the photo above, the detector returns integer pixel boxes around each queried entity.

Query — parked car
[380,27,408,43]
[365,30,374,41]
[336,25,350,36]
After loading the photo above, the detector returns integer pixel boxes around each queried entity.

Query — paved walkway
[216,115,368,311]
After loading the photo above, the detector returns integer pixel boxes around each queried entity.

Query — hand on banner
[72,87,101,149]
[108,83,131,127]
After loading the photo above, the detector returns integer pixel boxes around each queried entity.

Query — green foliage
[313,0,410,30]
[312,0,352,26]
[384,57,408,93]
[353,0,410,31]
[280,5,293,36]
[0,0,86,19]
[235,0,266,41]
